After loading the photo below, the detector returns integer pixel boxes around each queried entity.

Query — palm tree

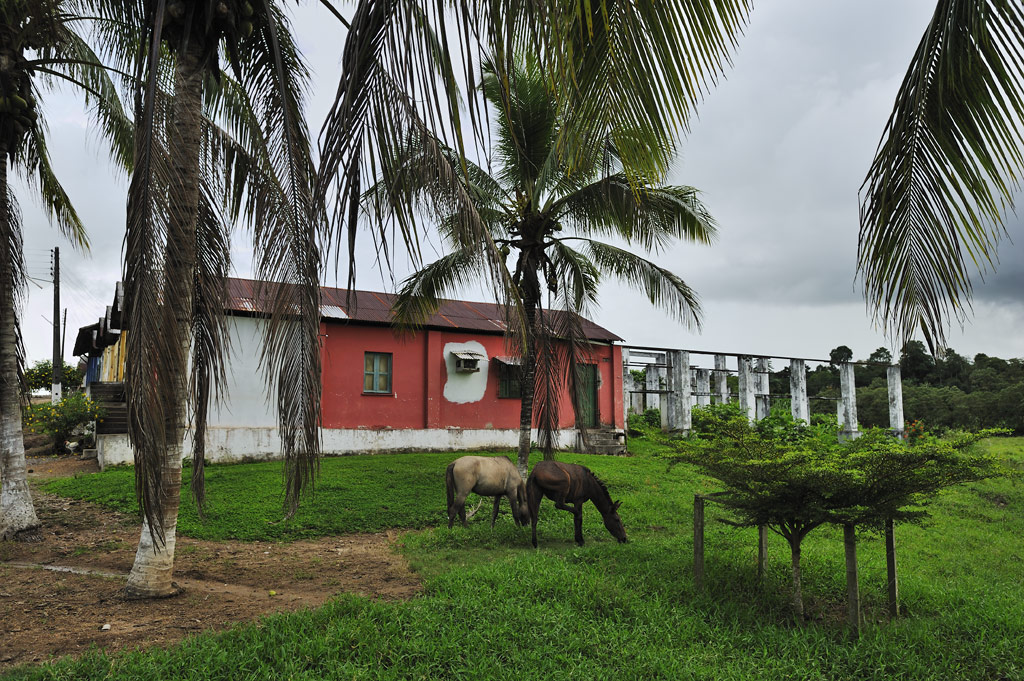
[859,2,1024,351]
[368,56,717,474]
[0,0,131,540]
[316,1,749,294]
[105,0,321,598]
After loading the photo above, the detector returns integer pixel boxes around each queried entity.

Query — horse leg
[572,504,585,546]
[455,490,470,527]
[491,496,501,528]
[527,479,542,548]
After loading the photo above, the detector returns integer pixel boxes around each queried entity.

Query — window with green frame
[363,352,392,394]
[497,360,521,399]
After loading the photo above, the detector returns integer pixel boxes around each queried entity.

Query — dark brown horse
[526,460,627,547]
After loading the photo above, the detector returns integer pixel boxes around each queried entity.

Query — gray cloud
[16,1,1024,369]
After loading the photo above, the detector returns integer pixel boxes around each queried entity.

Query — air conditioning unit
[452,350,484,373]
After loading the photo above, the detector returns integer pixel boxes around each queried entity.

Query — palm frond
[547,240,601,315]
[575,238,702,328]
[188,186,232,514]
[18,118,87,249]
[529,0,750,183]
[31,21,135,171]
[481,55,558,203]
[859,0,1024,351]
[391,248,486,328]
[0,173,25,326]
[530,283,593,458]
[552,174,717,252]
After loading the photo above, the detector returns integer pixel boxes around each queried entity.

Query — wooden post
[844,523,861,635]
[694,495,705,589]
[738,356,755,423]
[714,354,729,404]
[789,359,809,424]
[886,518,899,619]
[757,525,768,579]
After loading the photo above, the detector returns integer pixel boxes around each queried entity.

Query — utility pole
[51,246,62,404]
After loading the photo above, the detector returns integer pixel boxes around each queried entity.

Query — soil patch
[0,457,422,672]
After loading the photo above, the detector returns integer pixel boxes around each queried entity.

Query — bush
[23,393,103,453]
[642,407,661,427]
[24,359,83,393]
[666,413,1008,617]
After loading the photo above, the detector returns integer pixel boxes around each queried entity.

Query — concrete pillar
[839,361,860,440]
[789,359,809,424]
[645,361,659,413]
[755,357,771,421]
[695,368,711,407]
[714,354,729,404]
[887,365,905,438]
[667,351,691,432]
[622,360,635,420]
[738,356,755,423]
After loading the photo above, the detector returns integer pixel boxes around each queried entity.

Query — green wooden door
[576,364,599,428]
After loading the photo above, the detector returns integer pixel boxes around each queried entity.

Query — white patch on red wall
[443,341,489,403]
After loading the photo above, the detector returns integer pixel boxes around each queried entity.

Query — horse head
[603,500,628,543]
[514,482,531,526]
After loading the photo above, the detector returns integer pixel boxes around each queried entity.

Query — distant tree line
[765,343,1024,434]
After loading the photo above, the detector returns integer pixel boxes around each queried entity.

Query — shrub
[666,415,1007,618]
[23,359,83,393]
[23,393,103,453]
[642,407,661,427]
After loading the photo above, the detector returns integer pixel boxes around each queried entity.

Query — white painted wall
[442,341,489,404]
[97,428,581,469]
[208,317,277,428]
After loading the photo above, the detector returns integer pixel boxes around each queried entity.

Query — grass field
[6,437,1024,680]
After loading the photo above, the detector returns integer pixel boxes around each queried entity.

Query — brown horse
[446,456,530,528]
[526,460,627,547]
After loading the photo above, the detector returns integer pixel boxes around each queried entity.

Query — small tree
[671,406,1004,619]
[23,360,83,393]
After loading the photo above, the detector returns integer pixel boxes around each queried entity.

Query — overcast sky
[16,1,1024,369]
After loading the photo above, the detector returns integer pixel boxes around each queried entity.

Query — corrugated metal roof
[225,277,622,342]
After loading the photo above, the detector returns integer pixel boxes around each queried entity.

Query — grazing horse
[445,456,530,528]
[527,460,627,547]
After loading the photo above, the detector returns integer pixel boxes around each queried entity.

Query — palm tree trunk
[516,294,537,479]
[125,43,203,598]
[0,153,40,540]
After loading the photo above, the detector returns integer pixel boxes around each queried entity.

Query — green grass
[42,451,470,540]
[10,440,1024,680]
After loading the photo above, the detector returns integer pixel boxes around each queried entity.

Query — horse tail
[526,470,540,518]
[445,462,456,513]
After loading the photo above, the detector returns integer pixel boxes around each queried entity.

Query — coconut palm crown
[0,0,131,540]
[368,56,717,473]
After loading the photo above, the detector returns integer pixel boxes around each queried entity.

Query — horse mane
[578,465,612,502]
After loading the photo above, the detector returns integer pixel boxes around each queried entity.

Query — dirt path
[0,456,422,672]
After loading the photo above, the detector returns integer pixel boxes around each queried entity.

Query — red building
[79,278,625,466]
